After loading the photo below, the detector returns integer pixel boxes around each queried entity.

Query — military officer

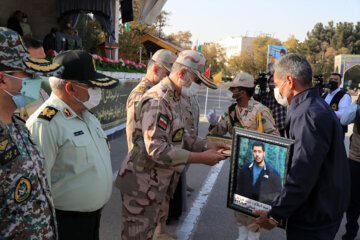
[26,50,119,240]
[126,49,177,152]
[0,27,63,239]
[116,50,227,240]
[207,72,279,240]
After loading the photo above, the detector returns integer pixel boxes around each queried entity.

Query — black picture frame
[227,127,294,229]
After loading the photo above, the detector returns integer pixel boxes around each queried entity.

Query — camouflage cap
[175,50,217,89]
[221,72,254,88]
[0,27,63,77]
[151,49,177,72]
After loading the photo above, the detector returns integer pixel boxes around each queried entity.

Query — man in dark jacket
[236,141,281,205]
[254,53,350,240]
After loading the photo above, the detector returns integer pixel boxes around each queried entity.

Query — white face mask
[182,81,201,97]
[274,80,289,107]
[74,84,102,109]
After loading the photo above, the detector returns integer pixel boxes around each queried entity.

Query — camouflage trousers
[121,192,160,240]
[156,172,181,224]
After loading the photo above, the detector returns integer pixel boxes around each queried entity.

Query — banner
[267,45,287,66]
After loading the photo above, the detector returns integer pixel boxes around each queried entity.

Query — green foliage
[201,43,226,76]
[227,36,281,76]
[290,21,360,80]
[76,13,105,53]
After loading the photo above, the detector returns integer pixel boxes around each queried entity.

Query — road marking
[176,160,225,240]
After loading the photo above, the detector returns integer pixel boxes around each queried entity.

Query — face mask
[274,80,290,107]
[73,84,102,109]
[182,81,201,97]
[3,74,42,108]
[328,81,338,91]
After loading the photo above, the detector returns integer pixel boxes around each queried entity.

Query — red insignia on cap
[63,107,72,118]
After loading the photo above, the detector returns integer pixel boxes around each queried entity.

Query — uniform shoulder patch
[136,86,145,92]
[38,106,58,121]
[14,177,32,203]
[0,139,9,151]
[158,114,169,130]
[172,128,184,142]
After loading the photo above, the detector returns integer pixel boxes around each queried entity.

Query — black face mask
[328,81,338,91]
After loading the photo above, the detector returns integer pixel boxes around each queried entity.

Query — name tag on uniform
[74,130,84,136]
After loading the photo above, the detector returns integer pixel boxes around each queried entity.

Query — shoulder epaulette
[37,106,58,121]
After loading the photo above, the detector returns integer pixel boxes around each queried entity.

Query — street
[100,84,354,240]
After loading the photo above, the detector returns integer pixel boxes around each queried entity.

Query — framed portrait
[227,128,294,228]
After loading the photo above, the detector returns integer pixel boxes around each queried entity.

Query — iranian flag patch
[158,114,168,130]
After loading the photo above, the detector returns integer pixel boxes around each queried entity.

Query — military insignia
[19,35,29,53]
[158,114,168,130]
[74,130,84,136]
[172,128,184,142]
[0,145,20,166]
[0,139,9,151]
[38,106,58,121]
[134,101,139,106]
[331,103,337,110]
[63,107,73,118]
[136,86,145,92]
[14,177,31,203]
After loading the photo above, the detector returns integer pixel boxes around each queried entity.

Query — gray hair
[274,53,312,87]
[49,76,67,90]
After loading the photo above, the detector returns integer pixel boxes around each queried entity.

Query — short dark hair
[280,49,286,54]
[330,73,342,79]
[252,141,265,151]
[24,38,42,49]
[238,87,255,97]
[50,28,58,34]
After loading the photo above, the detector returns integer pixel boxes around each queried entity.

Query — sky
[162,0,360,45]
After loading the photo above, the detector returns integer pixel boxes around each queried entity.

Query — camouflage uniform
[0,116,57,240]
[116,77,207,240]
[157,95,200,227]
[209,98,279,136]
[126,78,154,152]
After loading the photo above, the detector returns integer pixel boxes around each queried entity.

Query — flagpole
[203,64,211,119]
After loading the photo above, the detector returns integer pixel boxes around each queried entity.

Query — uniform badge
[134,101,139,106]
[172,128,184,142]
[38,106,58,121]
[0,145,20,166]
[158,114,168,130]
[0,139,9,151]
[63,107,73,118]
[331,103,337,110]
[74,130,84,136]
[14,177,31,203]
[92,57,97,72]
[136,86,145,92]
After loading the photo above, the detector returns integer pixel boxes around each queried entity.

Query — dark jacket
[236,161,282,205]
[269,87,350,229]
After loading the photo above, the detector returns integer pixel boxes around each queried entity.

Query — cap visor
[220,82,234,87]
[195,72,217,89]
[88,72,120,89]
[22,56,64,77]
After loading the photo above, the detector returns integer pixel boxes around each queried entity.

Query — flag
[193,45,197,50]
[213,72,222,84]
[197,45,202,52]
[205,67,210,78]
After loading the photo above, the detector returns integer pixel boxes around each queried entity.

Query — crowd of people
[0,24,359,240]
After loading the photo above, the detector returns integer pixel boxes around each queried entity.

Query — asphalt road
[100,84,356,240]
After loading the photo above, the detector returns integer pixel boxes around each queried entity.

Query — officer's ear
[286,75,296,90]
[152,63,160,74]
[64,81,76,96]
[0,72,9,90]
[177,67,187,79]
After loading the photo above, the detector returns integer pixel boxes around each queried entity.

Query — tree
[165,31,192,49]
[201,43,226,76]
[283,35,301,54]
[227,36,281,76]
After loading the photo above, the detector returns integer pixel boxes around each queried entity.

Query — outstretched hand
[207,141,230,151]
[252,210,278,230]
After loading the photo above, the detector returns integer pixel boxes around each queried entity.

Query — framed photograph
[227,127,294,228]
